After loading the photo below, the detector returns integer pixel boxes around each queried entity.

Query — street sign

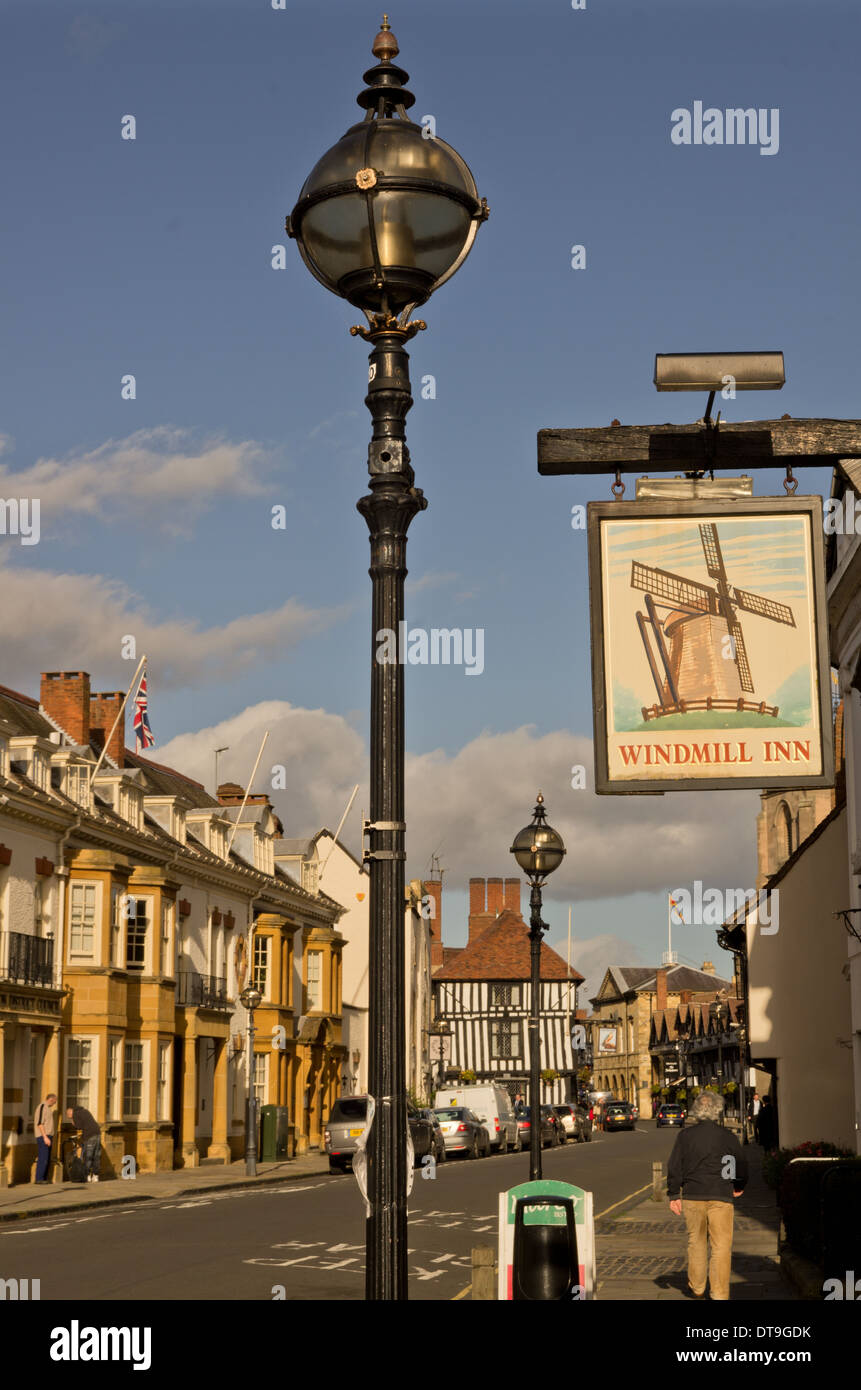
[498,1180,595,1300]
[587,497,834,793]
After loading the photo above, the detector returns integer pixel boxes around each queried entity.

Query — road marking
[594,1181,652,1220]
[452,1284,471,1300]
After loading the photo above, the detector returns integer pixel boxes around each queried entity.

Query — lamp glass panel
[301,190,471,287]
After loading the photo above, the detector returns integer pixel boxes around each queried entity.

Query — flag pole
[318,784,360,882]
[225,731,270,859]
[87,653,147,789]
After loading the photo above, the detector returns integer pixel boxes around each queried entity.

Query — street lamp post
[240,984,263,1176]
[511,793,566,1181]
[287,17,487,1301]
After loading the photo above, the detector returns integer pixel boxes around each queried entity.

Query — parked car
[408,1104,436,1161]
[603,1101,637,1132]
[433,1084,520,1153]
[516,1106,558,1149]
[656,1103,686,1128]
[418,1107,447,1163]
[571,1104,593,1142]
[325,1095,370,1172]
[325,1095,436,1172]
[433,1106,491,1158]
[551,1104,578,1138]
[542,1104,567,1144]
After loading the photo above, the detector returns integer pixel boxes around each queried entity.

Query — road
[0,1124,677,1301]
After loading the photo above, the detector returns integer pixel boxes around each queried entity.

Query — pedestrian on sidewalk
[667,1090,748,1301]
[65,1103,102,1182]
[33,1092,57,1183]
[755,1095,777,1150]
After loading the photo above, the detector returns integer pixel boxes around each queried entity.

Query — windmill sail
[727,618,754,692]
[631,561,714,614]
[732,587,796,627]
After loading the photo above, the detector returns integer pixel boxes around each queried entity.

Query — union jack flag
[133,670,155,752]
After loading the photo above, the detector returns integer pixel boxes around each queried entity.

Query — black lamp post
[240,984,263,1176]
[511,793,566,1180]
[287,16,487,1302]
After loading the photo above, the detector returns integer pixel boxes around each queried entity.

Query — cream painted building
[827,458,861,1152]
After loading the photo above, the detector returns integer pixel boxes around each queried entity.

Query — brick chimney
[486,877,504,916]
[468,876,496,944]
[504,878,520,913]
[89,691,125,768]
[40,671,91,747]
[701,961,715,975]
[656,966,668,1012]
[424,880,443,970]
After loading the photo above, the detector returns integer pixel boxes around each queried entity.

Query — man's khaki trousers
[683,1199,734,1300]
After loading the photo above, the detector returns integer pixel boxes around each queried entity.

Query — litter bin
[259,1104,289,1161]
[498,1179,595,1300]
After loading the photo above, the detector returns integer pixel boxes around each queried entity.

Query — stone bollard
[652,1160,663,1201]
[471,1245,496,1300]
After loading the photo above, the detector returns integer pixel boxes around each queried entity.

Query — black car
[542,1104,567,1144]
[571,1104,593,1142]
[604,1101,637,1132]
[517,1106,558,1149]
[418,1107,447,1163]
[656,1103,686,1128]
[407,1103,436,1160]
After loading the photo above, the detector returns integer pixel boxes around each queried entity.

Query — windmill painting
[631,522,796,721]
[587,499,834,793]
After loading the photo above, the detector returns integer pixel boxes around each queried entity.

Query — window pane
[123,1042,144,1117]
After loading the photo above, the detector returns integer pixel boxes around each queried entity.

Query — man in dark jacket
[667,1090,747,1300]
[66,1103,101,1183]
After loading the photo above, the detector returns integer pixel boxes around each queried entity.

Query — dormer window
[65,764,91,810]
[119,785,143,830]
[30,752,49,791]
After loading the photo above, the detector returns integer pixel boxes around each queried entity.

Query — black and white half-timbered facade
[430,876,583,1106]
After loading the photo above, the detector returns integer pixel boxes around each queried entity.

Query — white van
[433,1084,520,1153]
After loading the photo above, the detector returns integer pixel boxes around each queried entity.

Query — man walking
[667,1090,747,1300]
[65,1102,102,1182]
[33,1092,56,1183]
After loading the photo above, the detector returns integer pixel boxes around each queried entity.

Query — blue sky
[2,0,857,972]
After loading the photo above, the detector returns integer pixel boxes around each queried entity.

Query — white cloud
[0,427,274,526]
[0,557,342,691]
[151,703,759,903]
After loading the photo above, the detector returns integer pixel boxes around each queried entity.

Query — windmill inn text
[617,739,812,767]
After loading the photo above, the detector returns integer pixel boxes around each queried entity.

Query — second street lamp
[240,984,263,1176]
[511,793,566,1180]
[287,16,487,1301]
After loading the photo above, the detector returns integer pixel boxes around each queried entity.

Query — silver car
[433,1106,491,1159]
[325,1095,370,1172]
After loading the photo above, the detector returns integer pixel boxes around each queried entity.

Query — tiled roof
[433,909,583,982]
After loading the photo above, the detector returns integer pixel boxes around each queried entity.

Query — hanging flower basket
[540,1069,558,1084]
[460,1069,476,1084]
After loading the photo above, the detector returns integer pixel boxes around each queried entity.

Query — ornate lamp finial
[373,15,399,62]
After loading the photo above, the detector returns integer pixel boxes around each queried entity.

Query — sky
[2,0,857,986]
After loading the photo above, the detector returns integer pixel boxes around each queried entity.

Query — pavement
[0,1151,332,1223]
[594,1145,797,1301]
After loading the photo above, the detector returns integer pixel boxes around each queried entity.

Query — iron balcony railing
[0,931,54,987]
[176,970,230,1011]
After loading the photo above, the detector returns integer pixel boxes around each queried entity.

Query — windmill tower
[631,523,796,719]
